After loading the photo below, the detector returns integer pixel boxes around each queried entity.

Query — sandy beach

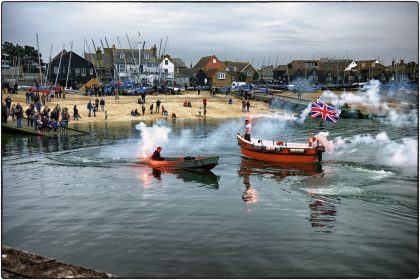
[5,90,273,124]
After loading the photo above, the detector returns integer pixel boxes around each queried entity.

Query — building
[389,59,418,84]
[85,44,160,84]
[192,55,231,87]
[344,59,391,83]
[48,50,96,88]
[223,61,258,83]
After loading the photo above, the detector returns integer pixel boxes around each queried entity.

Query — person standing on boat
[244,119,251,141]
[151,147,164,161]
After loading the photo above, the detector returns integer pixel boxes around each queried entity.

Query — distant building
[258,65,275,82]
[223,61,258,83]
[389,59,418,84]
[48,50,96,88]
[344,59,391,83]
[193,55,231,87]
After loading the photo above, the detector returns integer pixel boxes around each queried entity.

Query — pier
[2,245,117,278]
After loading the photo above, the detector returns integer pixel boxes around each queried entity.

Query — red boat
[237,133,325,163]
[142,156,219,170]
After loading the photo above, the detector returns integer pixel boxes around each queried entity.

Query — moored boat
[237,133,325,163]
[143,156,219,170]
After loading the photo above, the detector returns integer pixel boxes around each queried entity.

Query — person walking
[141,104,146,116]
[203,97,207,109]
[156,99,161,113]
[149,104,154,115]
[73,105,81,121]
[5,95,12,111]
[87,100,93,117]
[95,97,100,112]
[100,98,105,112]
[246,100,250,112]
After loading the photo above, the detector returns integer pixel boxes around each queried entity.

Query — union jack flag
[311,99,341,123]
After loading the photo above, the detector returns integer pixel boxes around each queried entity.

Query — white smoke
[296,80,418,127]
[324,131,418,170]
[135,122,171,158]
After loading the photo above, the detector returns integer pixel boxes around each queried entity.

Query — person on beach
[73,105,81,121]
[100,98,105,112]
[150,104,154,115]
[141,104,146,116]
[25,91,30,104]
[244,119,251,141]
[151,147,164,161]
[228,98,233,105]
[203,97,207,109]
[95,98,99,112]
[156,99,161,113]
[198,107,202,116]
[105,111,108,120]
[246,100,250,112]
[41,93,46,106]
[1,102,8,124]
[5,95,12,111]
[25,107,33,126]
[87,100,93,117]
[35,100,42,113]
[197,85,201,95]
[242,99,246,112]
[15,103,23,128]
[10,104,15,121]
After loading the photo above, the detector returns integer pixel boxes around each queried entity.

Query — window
[81,68,86,76]
[362,63,366,67]
[233,67,237,72]
[119,53,124,59]
[212,58,216,64]
[164,69,168,73]
[54,67,59,74]
[144,54,150,59]
[75,68,80,76]
[165,59,168,65]
[89,68,94,75]
[217,72,225,80]
[371,63,375,67]
[232,76,236,81]
[247,71,252,77]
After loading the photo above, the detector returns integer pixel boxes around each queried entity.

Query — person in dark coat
[151,147,164,161]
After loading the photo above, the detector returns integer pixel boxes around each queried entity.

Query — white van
[232,82,246,89]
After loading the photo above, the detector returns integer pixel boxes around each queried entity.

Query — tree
[2,41,44,72]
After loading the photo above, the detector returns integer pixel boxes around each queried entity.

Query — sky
[2,2,419,67]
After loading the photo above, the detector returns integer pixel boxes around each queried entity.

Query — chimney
[400,59,404,65]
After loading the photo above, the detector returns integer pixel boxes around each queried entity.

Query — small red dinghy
[237,133,325,163]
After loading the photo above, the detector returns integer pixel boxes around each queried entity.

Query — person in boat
[151,147,165,161]
[244,119,251,141]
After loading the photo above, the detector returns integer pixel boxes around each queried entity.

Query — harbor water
[2,114,418,278]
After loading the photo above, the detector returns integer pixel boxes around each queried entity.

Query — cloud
[1,2,418,67]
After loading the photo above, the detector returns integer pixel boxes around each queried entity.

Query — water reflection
[150,168,219,189]
[238,158,323,182]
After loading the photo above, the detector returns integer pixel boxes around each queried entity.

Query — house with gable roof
[223,61,258,83]
[192,55,231,87]
[344,59,391,83]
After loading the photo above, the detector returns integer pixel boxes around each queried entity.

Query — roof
[52,50,68,61]
[170,58,187,68]
[223,61,249,72]
[193,56,212,69]
[178,68,195,77]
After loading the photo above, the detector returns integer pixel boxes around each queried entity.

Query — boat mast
[85,38,101,85]
[104,37,117,80]
[126,34,137,85]
[36,33,43,85]
[100,39,112,82]
[65,41,73,89]
[54,43,65,87]
[44,44,53,84]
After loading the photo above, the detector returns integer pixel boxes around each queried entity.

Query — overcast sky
[2,2,418,67]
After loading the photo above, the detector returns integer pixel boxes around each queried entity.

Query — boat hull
[237,134,324,164]
[143,156,219,170]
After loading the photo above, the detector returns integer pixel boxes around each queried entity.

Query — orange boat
[237,133,325,163]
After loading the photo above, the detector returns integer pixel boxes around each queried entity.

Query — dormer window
[119,53,124,59]
[144,54,150,59]
[233,67,237,72]
[165,59,168,65]
[212,58,216,64]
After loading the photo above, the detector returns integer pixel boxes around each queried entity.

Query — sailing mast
[36,33,43,85]
[54,43,65,87]
[65,41,73,89]
[85,39,100,84]
[44,44,53,85]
